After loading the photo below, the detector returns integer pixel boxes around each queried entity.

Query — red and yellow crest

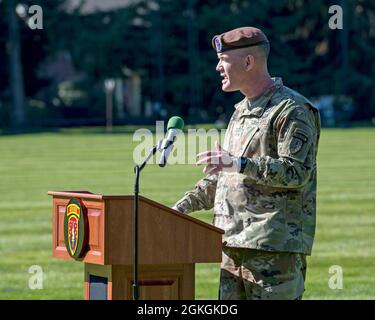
[64,198,88,259]
[67,203,80,255]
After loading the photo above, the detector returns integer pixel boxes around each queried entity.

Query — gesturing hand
[196,141,240,175]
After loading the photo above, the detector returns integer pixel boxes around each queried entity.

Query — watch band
[239,157,247,174]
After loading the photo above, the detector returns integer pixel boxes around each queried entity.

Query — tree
[7,0,26,129]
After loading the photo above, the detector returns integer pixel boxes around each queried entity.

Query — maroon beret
[212,27,269,53]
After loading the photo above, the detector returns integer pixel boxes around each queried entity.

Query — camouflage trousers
[219,246,307,300]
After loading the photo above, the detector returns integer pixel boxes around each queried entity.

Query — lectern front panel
[52,197,106,264]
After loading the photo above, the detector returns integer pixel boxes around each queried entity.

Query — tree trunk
[7,0,26,129]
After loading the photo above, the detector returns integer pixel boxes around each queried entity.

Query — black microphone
[159,116,184,167]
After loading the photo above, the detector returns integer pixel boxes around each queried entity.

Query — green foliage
[1,0,374,127]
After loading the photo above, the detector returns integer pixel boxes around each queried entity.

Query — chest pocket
[226,120,259,156]
[239,123,259,156]
[224,102,267,155]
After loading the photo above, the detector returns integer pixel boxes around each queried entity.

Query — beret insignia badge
[214,37,222,52]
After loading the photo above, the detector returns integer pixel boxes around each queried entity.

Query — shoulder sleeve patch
[278,121,313,163]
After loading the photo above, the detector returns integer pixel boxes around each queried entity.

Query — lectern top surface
[48,190,224,234]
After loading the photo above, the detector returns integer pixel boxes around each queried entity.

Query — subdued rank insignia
[64,198,88,259]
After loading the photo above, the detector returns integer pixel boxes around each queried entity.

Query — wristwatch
[239,156,247,174]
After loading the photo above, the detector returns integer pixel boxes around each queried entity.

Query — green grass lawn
[0,127,374,299]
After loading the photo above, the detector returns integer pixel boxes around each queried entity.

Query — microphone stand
[133,141,162,300]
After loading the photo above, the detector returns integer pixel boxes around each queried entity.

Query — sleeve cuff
[242,157,258,179]
[222,156,241,173]
[174,198,193,214]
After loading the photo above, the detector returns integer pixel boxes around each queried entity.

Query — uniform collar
[236,77,283,118]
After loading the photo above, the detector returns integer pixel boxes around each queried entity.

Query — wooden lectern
[48,191,224,300]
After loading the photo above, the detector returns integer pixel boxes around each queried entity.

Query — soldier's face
[216,52,248,92]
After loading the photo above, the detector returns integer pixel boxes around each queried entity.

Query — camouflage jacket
[174,78,321,255]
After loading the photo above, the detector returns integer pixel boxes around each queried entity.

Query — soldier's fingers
[197,155,223,166]
[205,165,222,175]
[202,164,215,174]
[202,164,209,173]
[215,141,223,151]
[215,140,231,154]
[196,151,220,159]
[196,156,213,166]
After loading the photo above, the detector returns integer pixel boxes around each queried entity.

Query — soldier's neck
[241,73,274,102]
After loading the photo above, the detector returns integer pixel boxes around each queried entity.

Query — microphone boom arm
[132,116,184,299]
[132,139,163,300]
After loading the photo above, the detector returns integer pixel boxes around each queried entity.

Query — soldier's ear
[245,54,254,71]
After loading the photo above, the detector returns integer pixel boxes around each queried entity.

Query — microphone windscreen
[167,116,184,131]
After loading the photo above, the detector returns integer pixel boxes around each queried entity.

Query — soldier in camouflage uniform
[173,27,320,300]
